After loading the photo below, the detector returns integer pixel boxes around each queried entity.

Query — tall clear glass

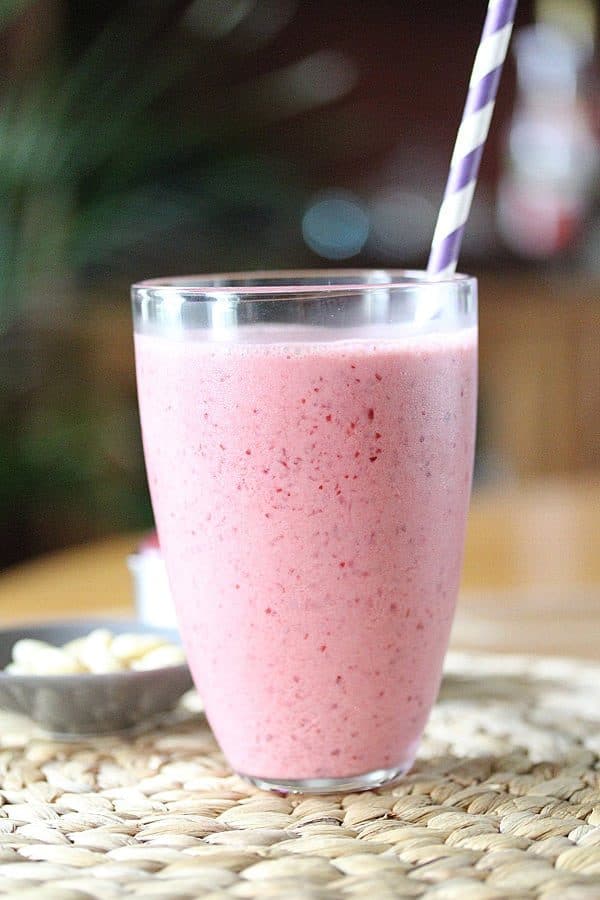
[132,270,477,793]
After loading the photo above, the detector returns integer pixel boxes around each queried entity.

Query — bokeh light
[367,188,436,262]
[302,191,369,260]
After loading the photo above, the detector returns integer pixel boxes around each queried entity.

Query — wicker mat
[1,652,599,900]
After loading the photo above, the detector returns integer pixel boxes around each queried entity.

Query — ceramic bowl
[0,619,193,736]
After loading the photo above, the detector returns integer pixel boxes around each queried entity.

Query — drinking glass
[132,270,477,793]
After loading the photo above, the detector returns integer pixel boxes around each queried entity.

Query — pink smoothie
[135,326,477,780]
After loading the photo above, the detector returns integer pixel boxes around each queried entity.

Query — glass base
[239,762,412,795]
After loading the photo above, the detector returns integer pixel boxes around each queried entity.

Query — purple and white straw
[427,0,518,276]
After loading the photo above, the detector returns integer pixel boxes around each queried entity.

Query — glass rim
[132,269,475,299]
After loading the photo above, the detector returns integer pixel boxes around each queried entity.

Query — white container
[128,534,178,631]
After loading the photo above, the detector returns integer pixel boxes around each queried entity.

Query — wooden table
[1,477,598,659]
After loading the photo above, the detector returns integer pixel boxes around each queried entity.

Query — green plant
[1,0,333,324]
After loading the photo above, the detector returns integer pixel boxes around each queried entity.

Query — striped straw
[427,0,518,276]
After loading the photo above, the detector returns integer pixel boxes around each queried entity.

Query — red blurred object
[139,532,160,552]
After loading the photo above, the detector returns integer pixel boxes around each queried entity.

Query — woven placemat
[1,651,599,900]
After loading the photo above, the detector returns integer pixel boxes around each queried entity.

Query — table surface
[1,477,599,659]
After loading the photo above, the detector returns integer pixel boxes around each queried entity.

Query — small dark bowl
[0,619,193,736]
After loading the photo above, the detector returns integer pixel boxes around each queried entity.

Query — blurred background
[1,0,599,570]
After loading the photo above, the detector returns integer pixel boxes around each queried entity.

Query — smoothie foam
[135,326,477,780]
